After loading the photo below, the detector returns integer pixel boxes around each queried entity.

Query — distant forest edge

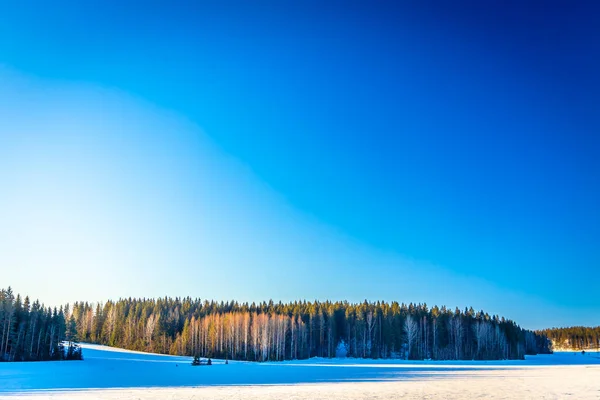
[2,288,555,362]
[538,327,600,351]
[4,287,598,364]
[3,287,558,362]
[0,287,82,361]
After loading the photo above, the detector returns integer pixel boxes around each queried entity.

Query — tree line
[0,287,82,362]
[68,297,551,361]
[538,326,600,351]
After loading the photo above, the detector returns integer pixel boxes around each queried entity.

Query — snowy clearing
[1,344,599,399]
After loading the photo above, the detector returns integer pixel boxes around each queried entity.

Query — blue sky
[1,1,599,329]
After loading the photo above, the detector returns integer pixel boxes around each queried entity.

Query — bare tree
[432,317,438,359]
[243,312,250,360]
[299,316,307,359]
[290,315,295,359]
[366,310,375,357]
[448,315,463,359]
[105,304,117,344]
[251,312,260,360]
[404,315,418,359]
[145,313,159,348]
[474,320,491,359]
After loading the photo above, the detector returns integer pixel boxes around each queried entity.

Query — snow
[553,346,600,352]
[1,344,599,399]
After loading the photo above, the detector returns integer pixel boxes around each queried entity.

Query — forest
[2,286,555,362]
[0,287,82,362]
[538,326,600,351]
[66,296,551,361]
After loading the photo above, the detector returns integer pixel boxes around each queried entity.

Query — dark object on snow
[192,355,214,366]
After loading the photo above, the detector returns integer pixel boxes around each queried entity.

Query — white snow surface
[1,343,599,399]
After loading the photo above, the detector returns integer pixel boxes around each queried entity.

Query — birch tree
[404,315,418,359]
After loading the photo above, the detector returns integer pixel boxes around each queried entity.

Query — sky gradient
[1,1,599,329]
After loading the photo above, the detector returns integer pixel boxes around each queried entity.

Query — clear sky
[1,1,599,330]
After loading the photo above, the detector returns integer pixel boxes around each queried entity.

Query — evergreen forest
[538,326,600,351]
[4,287,565,362]
[0,287,82,362]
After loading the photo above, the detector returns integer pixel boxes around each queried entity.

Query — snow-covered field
[1,344,599,399]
